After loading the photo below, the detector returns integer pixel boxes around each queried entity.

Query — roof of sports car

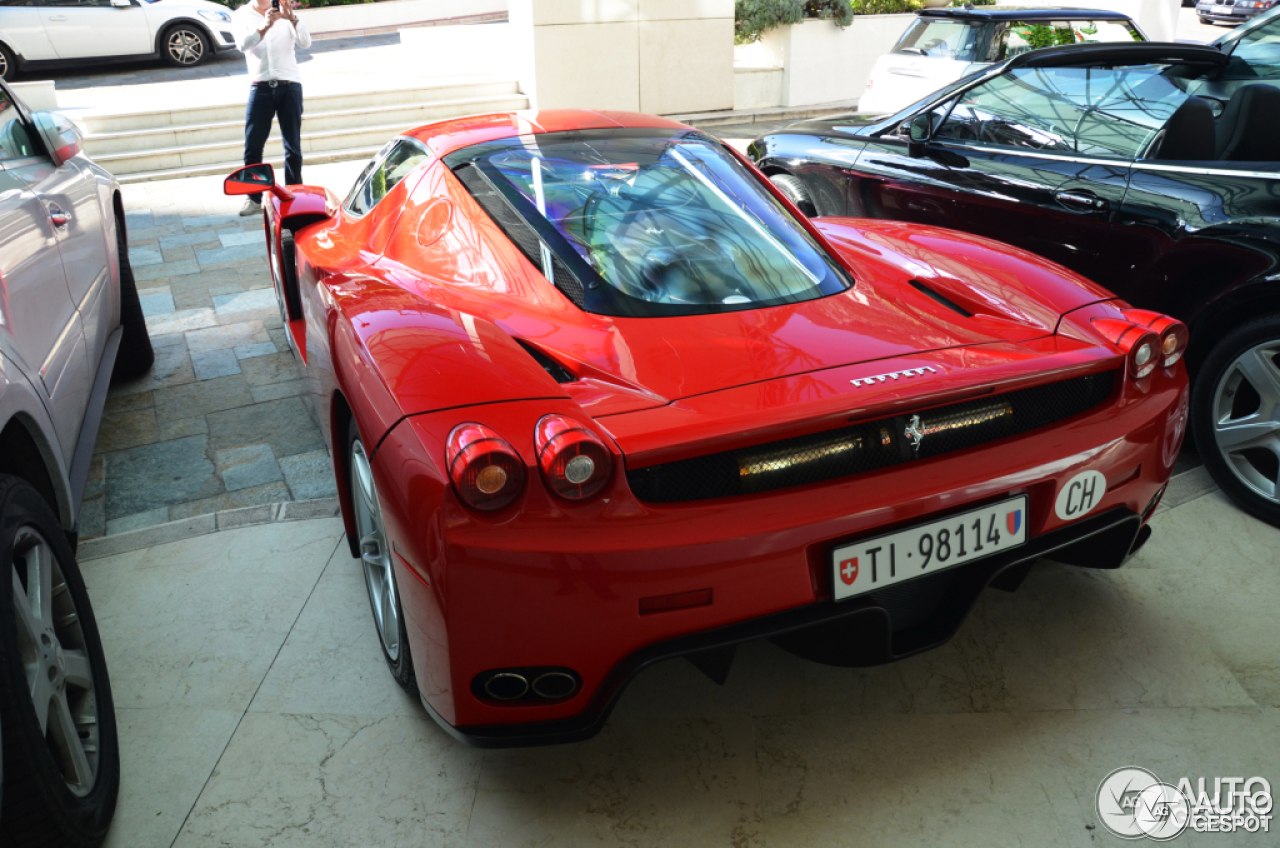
[406,109,690,161]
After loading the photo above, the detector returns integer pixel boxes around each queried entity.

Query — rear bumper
[1196,4,1264,20]
[431,506,1146,748]
[373,365,1187,746]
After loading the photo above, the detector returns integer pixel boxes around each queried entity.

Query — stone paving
[81,159,367,541]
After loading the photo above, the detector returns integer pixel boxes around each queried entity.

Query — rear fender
[328,274,571,453]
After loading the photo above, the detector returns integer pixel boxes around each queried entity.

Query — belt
[254,79,294,88]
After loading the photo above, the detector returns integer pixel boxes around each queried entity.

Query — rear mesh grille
[626,370,1115,503]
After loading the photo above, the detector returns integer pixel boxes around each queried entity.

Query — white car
[0,0,238,82]
[859,8,1146,116]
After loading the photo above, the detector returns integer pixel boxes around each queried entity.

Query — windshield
[934,65,1196,158]
[1219,8,1280,78]
[445,129,852,317]
[894,19,985,61]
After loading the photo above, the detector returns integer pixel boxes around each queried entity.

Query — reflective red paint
[232,110,1188,745]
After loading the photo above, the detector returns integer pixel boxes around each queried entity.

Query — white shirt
[233,2,311,84]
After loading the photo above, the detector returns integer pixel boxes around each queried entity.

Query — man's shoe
[239,198,263,217]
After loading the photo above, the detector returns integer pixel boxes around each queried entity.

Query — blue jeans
[244,80,303,200]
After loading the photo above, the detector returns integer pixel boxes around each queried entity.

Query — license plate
[831,496,1027,601]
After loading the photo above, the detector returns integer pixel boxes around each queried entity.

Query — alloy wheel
[167,29,205,65]
[0,52,9,81]
[349,439,400,661]
[11,526,101,797]
[1211,340,1280,504]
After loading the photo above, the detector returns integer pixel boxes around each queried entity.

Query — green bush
[735,0,805,45]
[738,0,924,44]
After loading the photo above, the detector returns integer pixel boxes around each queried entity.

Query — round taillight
[1128,331,1161,380]
[1159,322,1189,368]
[446,423,525,511]
[1123,309,1188,370]
[534,415,612,500]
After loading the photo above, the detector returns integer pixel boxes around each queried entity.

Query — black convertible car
[750,19,1280,526]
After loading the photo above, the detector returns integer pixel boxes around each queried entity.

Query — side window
[344,139,430,216]
[933,66,1188,159]
[0,92,43,163]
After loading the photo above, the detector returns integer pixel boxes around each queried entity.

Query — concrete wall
[300,0,506,36]
[741,15,914,108]
[399,21,519,78]
[509,0,734,115]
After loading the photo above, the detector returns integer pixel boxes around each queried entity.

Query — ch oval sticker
[1055,470,1107,521]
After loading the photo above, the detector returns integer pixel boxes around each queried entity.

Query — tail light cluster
[1091,309,1187,380]
[446,415,613,511]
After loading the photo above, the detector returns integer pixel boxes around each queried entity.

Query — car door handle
[47,14,69,20]
[49,205,71,228]
[1055,189,1108,212]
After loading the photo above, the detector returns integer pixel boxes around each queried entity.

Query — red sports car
[225,109,1189,747]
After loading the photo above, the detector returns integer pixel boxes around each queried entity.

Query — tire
[346,416,417,694]
[161,23,210,68]
[0,43,16,83]
[1190,314,1280,527]
[280,230,302,321]
[111,215,155,383]
[0,475,119,848]
[770,173,818,218]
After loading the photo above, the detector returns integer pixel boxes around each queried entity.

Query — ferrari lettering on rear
[850,366,938,388]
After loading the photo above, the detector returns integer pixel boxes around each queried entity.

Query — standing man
[233,0,310,216]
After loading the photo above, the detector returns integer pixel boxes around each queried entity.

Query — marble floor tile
[145,307,218,337]
[103,707,243,848]
[103,434,223,518]
[755,711,1069,848]
[249,544,420,718]
[190,348,242,380]
[468,716,763,848]
[216,443,283,492]
[949,558,1253,713]
[173,712,483,848]
[1017,706,1280,848]
[106,506,172,536]
[278,449,338,500]
[213,288,276,315]
[1122,491,1280,706]
[206,396,325,458]
[80,518,343,711]
[185,320,271,355]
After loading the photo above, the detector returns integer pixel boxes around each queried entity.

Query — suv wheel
[0,44,15,83]
[1191,315,1280,526]
[0,475,119,847]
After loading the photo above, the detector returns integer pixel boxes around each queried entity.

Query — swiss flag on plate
[839,557,859,586]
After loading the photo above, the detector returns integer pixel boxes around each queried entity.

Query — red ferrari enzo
[225,109,1189,747]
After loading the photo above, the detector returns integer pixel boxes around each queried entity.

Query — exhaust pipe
[531,671,578,699]
[483,672,529,700]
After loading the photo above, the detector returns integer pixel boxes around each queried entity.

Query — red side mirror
[224,164,293,200]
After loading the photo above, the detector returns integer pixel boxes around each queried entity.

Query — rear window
[998,19,1143,60]
[445,129,852,318]
[893,18,984,62]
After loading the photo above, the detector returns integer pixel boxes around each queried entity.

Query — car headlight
[198,9,231,21]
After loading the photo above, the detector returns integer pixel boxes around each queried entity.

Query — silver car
[0,79,151,847]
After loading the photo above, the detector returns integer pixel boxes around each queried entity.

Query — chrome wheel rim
[0,52,9,80]
[349,439,400,661]
[11,527,100,796]
[1212,339,1280,504]
[168,30,204,65]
